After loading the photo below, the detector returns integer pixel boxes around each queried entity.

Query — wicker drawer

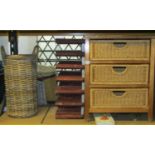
[90,64,149,85]
[90,40,150,61]
[90,88,148,108]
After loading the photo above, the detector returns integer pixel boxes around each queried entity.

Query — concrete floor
[0,106,155,125]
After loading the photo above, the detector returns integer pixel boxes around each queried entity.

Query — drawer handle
[113,42,127,48]
[112,66,127,73]
[112,91,126,96]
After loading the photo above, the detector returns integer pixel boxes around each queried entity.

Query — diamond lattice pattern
[37,35,84,66]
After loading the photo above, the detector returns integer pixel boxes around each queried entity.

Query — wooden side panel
[148,39,155,120]
[84,38,90,119]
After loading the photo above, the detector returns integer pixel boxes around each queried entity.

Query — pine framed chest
[84,32,155,121]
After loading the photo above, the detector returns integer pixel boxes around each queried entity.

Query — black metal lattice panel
[37,35,84,66]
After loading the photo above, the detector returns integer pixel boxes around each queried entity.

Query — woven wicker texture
[90,40,150,60]
[37,65,57,102]
[90,64,149,85]
[90,88,148,108]
[0,66,4,103]
[37,65,56,78]
[4,52,38,118]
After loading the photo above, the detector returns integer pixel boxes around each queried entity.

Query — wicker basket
[90,40,150,60]
[4,46,39,118]
[0,47,6,115]
[0,63,5,104]
[90,88,148,108]
[37,65,57,102]
[90,64,149,85]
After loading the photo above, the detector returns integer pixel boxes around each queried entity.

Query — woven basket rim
[6,54,35,60]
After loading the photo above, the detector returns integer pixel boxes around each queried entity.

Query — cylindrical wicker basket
[0,63,5,104]
[4,47,39,118]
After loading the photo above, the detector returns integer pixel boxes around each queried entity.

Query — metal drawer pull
[113,42,127,48]
[112,66,127,73]
[112,91,126,96]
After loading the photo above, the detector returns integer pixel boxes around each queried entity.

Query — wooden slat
[89,107,148,113]
[148,39,155,121]
[56,75,84,82]
[55,50,84,56]
[56,114,82,119]
[55,39,85,44]
[56,64,84,69]
[0,31,8,36]
[56,86,84,94]
[59,81,82,87]
[89,84,148,88]
[58,61,82,64]
[90,60,150,64]
[84,39,90,119]
[56,107,82,119]
[55,96,83,106]
[15,31,155,39]
[15,30,155,38]
[58,71,82,76]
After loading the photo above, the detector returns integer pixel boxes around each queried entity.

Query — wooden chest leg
[148,111,153,121]
[85,113,94,122]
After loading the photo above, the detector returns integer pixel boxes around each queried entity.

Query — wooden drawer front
[90,40,150,61]
[90,88,148,108]
[90,64,149,85]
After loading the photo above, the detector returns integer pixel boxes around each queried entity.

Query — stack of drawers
[85,39,154,120]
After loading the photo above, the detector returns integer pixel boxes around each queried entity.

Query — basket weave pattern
[90,64,149,84]
[4,55,37,118]
[0,70,4,102]
[90,88,148,108]
[90,40,150,60]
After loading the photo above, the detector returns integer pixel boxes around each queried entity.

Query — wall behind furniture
[0,36,37,56]
[0,36,9,57]
[18,36,37,54]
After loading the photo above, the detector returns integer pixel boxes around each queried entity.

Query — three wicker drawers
[85,37,155,120]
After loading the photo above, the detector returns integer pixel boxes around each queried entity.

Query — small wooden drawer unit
[90,40,150,61]
[90,64,149,85]
[85,35,155,121]
[90,88,148,109]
